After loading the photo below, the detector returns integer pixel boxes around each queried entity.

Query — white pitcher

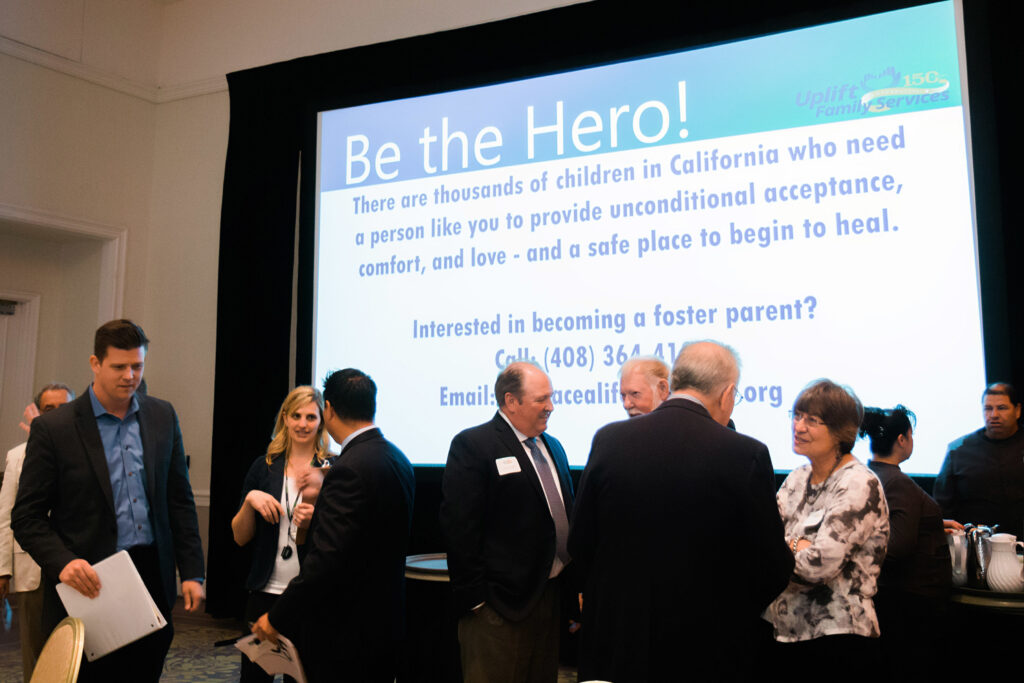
[984,533,1024,593]
[948,529,969,587]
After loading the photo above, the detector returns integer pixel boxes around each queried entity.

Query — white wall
[142,90,229,502]
[0,229,87,390]
[156,0,578,88]
[0,0,579,549]
[0,226,106,461]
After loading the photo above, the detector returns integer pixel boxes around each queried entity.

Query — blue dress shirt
[88,386,155,550]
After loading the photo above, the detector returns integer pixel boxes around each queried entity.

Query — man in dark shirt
[934,382,1024,538]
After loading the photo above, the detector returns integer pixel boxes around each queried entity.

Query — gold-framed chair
[30,616,85,683]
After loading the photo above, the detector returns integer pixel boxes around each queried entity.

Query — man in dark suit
[440,361,573,683]
[12,319,205,682]
[253,368,415,683]
[568,341,793,682]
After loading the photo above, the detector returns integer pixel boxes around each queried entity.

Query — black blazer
[440,412,574,621]
[237,453,323,591]
[12,392,204,619]
[269,428,415,682]
[568,398,793,682]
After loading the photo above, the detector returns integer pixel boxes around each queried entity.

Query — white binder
[55,549,167,661]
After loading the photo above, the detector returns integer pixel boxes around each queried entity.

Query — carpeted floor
[0,597,245,683]
[0,597,579,682]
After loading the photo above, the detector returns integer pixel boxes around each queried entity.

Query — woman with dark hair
[765,380,889,669]
[861,405,950,676]
[232,386,329,682]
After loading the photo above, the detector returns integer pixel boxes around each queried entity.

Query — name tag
[803,509,825,530]
[495,456,521,476]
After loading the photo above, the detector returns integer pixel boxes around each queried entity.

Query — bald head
[671,341,740,426]
[619,357,670,417]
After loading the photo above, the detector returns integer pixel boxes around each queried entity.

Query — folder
[55,550,167,661]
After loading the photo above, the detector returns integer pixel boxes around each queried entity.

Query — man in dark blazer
[12,319,205,682]
[254,368,415,683]
[440,361,573,683]
[568,341,793,682]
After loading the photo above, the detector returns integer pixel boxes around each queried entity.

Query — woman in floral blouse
[765,379,889,670]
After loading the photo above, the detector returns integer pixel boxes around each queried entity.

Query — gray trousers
[457,579,561,683]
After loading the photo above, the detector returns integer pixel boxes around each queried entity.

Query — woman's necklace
[805,454,845,503]
[280,475,301,560]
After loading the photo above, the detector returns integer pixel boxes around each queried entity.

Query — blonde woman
[232,386,329,682]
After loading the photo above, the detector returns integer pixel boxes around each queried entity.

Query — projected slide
[314,1,985,473]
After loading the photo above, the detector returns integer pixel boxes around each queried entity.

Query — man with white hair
[618,356,670,417]
[569,341,792,682]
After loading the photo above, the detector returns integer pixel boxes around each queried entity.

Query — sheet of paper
[236,633,308,683]
[55,550,167,661]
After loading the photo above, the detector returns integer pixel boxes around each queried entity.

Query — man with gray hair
[1,383,74,680]
[569,341,793,681]
[618,356,670,417]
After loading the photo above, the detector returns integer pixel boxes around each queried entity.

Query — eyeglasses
[789,411,825,428]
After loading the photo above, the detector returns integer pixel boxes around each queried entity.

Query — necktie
[524,437,570,565]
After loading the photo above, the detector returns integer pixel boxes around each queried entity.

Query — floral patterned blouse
[765,459,890,642]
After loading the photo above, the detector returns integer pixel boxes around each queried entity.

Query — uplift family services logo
[796,66,951,119]
[858,67,950,112]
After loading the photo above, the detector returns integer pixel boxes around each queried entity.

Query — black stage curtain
[207,0,1022,617]
[207,64,304,616]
